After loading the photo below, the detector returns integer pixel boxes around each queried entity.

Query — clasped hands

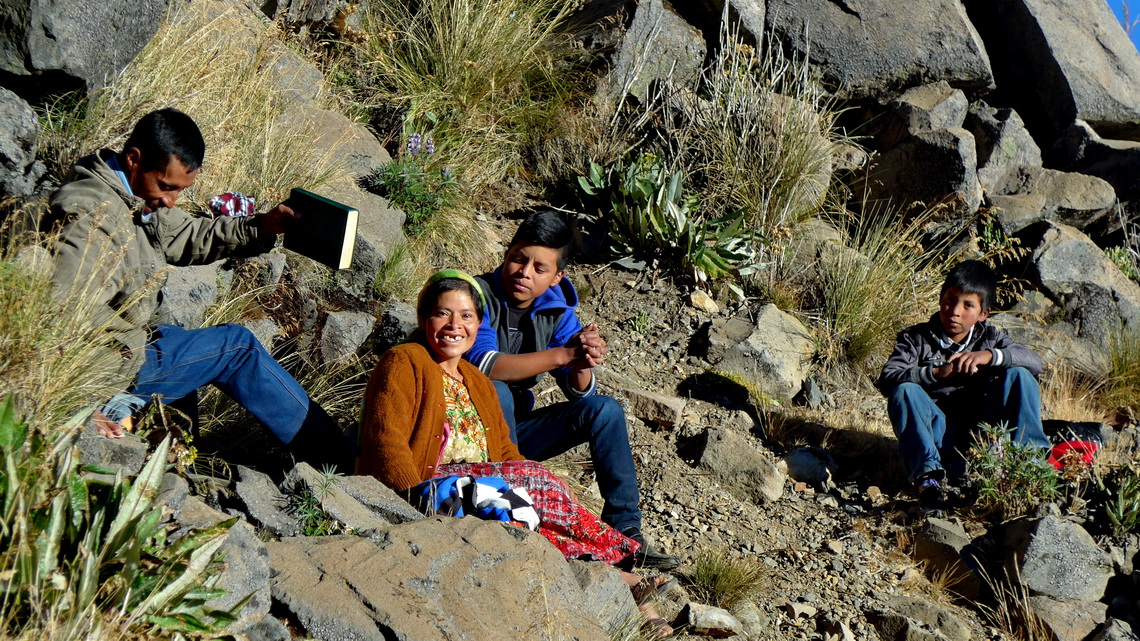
[564,323,607,371]
[932,350,993,378]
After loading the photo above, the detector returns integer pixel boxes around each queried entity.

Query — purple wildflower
[425,136,436,156]
[408,133,422,157]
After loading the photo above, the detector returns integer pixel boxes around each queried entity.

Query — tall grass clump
[0,213,136,427]
[813,208,946,368]
[685,546,770,609]
[649,16,848,242]
[1103,325,1140,410]
[38,0,347,208]
[359,0,584,188]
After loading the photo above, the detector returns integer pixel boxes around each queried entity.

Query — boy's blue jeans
[886,367,1049,483]
[121,323,354,468]
[493,380,642,534]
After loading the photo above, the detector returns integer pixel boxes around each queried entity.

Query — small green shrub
[362,132,459,236]
[967,422,1061,521]
[579,154,758,284]
[685,546,770,609]
[288,466,345,536]
[1107,246,1139,282]
[1100,463,1140,536]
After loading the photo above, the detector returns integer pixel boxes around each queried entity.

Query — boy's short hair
[123,108,206,172]
[507,210,572,270]
[941,260,999,311]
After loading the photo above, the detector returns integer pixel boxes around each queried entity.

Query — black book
[282,188,359,270]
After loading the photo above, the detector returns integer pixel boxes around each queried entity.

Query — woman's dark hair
[123,108,206,172]
[416,277,485,322]
[507,209,572,270]
[941,260,999,311]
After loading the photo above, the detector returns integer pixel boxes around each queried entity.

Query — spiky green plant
[685,546,769,609]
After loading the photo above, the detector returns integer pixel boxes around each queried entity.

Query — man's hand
[932,350,994,378]
[92,408,124,438]
[256,203,299,235]
[565,323,607,370]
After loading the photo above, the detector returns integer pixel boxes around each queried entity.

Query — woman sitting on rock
[358,270,672,638]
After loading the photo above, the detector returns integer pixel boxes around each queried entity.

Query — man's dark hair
[941,260,999,311]
[123,108,206,172]
[507,210,573,270]
[416,277,485,322]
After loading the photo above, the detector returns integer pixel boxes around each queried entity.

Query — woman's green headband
[418,269,486,309]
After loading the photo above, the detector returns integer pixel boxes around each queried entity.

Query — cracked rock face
[267,518,608,641]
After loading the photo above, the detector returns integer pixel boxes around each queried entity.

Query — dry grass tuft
[359,0,585,189]
[812,208,948,370]
[685,546,771,609]
[976,564,1051,641]
[1,207,137,427]
[1040,364,1107,423]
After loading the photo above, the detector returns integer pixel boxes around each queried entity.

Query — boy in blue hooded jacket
[465,210,679,570]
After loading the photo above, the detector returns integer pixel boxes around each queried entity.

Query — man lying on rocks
[49,107,355,472]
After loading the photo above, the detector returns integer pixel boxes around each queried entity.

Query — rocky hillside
[2,0,1140,640]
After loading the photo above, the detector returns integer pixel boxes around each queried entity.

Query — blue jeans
[128,323,355,470]
[494,380,642,533]
[887,367,1049,483]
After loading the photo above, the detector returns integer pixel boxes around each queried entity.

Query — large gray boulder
[765,0,994,99]
[698,426,786,503]
[155,263,228,329]
[605,0,706,101]
[1021,221,1140,339]
[568,560,639,633]
[1051,120,1140,206]
[0,0,169,95]
[867,127,983,216]
[267,519,608,641]
[319,310,375,363]
[1002,515,1114,602]
[966,103,1043,196]
[0,87,45,198]
[964,0,1140,143]
[878,82,970,151]
[701,304,815,401]
[985,166,1116,233]
[1029,596,1107,641]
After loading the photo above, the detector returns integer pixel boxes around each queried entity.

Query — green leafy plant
[1107,246,1139,282]
[580,154,758,284]
[0,401,240,638]
[966,422,1061,521]
[288,466,345,537]
[363,132,459,235]
[1099,463,1140,536]
[684,546,770,609]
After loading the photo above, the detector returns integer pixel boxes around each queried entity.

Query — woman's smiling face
[422,289,480,364]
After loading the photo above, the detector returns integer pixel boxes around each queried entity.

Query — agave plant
[579,155,759,283]
[0,398,243,638]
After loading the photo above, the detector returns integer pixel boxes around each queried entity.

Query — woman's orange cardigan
[357,342,524,492]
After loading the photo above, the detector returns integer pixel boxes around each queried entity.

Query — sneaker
[917,475,946,510]
[623,528,681,571]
